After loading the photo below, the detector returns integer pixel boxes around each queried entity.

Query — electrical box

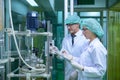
[27,11,39,31]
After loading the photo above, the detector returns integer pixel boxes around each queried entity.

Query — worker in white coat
[61,14,88,80]
[62,18,107,80]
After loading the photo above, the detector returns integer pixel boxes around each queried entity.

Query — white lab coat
[61,30,88,80]
[74,38,107,80]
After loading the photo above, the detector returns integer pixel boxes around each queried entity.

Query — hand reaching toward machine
[49,45,59,55]
[49,42,60,55]
[49,44,73,61]
[60,50,84,71]
[60,49,73,61]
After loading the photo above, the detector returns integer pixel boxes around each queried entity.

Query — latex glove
[49,45,59,55]
[71,60,84,71]
[69,70,78,80]
[61,50,73,61]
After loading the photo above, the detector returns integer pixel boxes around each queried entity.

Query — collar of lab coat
[68,29,83,37]
[89,38,99,47]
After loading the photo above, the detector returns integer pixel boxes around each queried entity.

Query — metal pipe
[7,31,53,36]
[7,73,51,78]
[70,0,74,15]
[64,0,68,36]
[11,67,19,73]
[46,21,52,75]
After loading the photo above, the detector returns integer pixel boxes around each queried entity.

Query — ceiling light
[26,0,38,7]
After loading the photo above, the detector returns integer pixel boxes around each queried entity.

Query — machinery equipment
[0,0,54,80]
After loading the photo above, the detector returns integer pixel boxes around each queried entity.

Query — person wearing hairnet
[61,14,88,80]
[62,18,107,80]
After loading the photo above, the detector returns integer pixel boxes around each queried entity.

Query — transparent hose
[8,0,45,71]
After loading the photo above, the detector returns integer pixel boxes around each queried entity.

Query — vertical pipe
[46,21,50,74]
[31,37,33,50]
[46,21,52,80]
[64,0,68,21]
[5,0,10,51]
[6,0,11,80]
[64,0,74,36]
[64,0,68,36]
[106,10,109,49]
[18,24,22,80]
[70,0,74,15]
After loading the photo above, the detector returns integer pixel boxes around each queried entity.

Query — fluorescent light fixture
[26,0,38,6]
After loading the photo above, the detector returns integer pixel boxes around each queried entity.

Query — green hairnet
[81,18,104,39]
[65,14,81,25]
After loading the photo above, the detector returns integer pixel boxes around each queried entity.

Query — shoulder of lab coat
[82,38,107,77]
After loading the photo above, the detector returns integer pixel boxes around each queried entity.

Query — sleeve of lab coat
[57,38,67,60]
[82,46,107,77]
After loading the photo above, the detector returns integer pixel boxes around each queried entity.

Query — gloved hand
[69,70,78,80]
[49,45,59,55]
[71,60,84,71]
[61,50,73,61]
